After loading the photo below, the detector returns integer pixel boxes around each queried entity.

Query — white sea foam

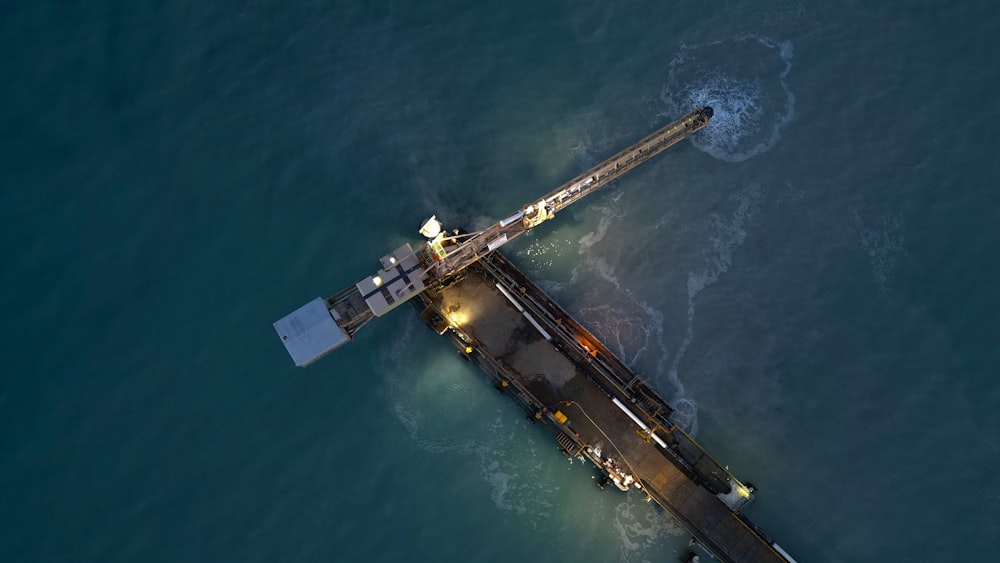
[575,212,668,378]
[567,166,764,435]
[381,315,566,527]
[849,207,905,298]
[577,303,659,370]
[666,184,764,433]
[669,398,700,436]
[578,214,613,251]
[613,497,685,559]
[660,35,795,162]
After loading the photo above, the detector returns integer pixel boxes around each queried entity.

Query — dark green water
[3,1,999,561]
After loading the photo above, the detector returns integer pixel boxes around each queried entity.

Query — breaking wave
[660,35,795,162]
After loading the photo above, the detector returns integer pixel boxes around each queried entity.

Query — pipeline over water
[431,106,714,280]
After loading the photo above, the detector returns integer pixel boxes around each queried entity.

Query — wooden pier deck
[413,252,787,563]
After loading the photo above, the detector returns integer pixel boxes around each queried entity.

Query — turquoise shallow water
[2,1,999,561]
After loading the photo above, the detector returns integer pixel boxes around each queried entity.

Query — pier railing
[480,251,751,503]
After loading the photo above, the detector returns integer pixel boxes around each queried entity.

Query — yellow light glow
[373,276,383,287]
[446,307,473,327]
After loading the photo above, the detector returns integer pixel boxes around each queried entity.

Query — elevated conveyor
[274,107,714,362]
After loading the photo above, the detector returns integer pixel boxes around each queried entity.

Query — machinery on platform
[274,106,713,367]
[270,105,800,563]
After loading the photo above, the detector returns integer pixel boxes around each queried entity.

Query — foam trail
[670,398,700,436]
[667,185,764,433]
[574,201,675,385]
[565,0,614,42]
[380,315,567,528]
[578,214,613,251]
[613,497,686,560]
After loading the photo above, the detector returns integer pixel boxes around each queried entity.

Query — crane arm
[432,106,713,278]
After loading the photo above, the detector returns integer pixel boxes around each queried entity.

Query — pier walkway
[414,252,788,563]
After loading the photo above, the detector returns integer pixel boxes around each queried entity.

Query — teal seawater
[2,1,999,561]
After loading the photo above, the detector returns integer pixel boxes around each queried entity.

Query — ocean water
[2,1,999,561]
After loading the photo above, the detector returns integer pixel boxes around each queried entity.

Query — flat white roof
[273,298,350,367]
[356,243,427,317]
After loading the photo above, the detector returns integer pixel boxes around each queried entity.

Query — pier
[274,105,797,562]
[413,252,791,563]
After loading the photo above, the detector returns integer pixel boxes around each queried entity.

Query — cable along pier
[274,106,797,563]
